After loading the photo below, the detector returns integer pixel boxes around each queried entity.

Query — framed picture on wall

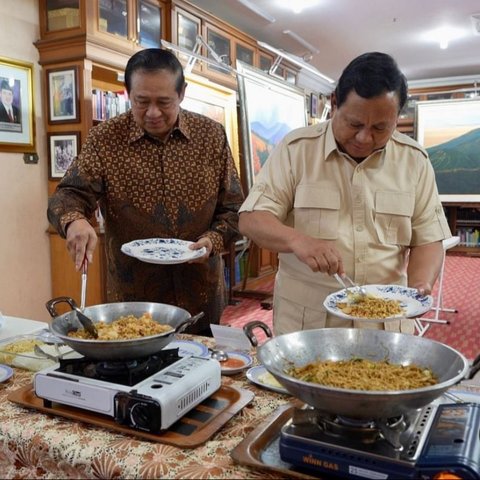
[236,61,307,189]
[416,98,480,202]
[48,132,80,179]
[47,66,79,123]
[182,73,239,172]
[0,56,35,153]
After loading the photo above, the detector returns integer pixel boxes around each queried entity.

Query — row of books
[224,252,249,286]
[456,228,480,247]
[92,89,130,121]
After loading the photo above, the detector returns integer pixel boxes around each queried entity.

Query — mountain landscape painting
[427,128,480,194]
[237,63,307,188]
[416,99,480,198]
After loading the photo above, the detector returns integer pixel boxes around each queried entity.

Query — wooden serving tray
[231,403,318,479]
[8,383,254,448]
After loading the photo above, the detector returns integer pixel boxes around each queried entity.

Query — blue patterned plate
[121,238,207,265]
[324,284,433,322]
[163,340,209,358]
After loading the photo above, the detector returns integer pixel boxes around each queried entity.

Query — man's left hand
[188,237,213,263]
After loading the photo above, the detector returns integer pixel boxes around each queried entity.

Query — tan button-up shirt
[240,121,451,334]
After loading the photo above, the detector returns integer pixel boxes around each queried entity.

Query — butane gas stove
[279,400,480,479]
[34,348,221,433]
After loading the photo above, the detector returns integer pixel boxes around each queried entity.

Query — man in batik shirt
[48,48,244,335]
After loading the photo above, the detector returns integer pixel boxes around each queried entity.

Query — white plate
[0,364,13,382]
[220,352,253,375]
[324,284,433,322]
[246,365,290,395]
[164,340,209,357]
[121,238,207,265]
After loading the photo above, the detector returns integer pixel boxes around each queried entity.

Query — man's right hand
[290,233,344,276]
[65,219,98,271]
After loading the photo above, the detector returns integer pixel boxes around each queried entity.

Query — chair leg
[414,318,430,336]
[417,249,454,325]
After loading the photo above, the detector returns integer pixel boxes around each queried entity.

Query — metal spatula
[76,257,98,339]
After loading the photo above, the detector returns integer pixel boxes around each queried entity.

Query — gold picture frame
[182,73,240,173]
[0,56,35,153]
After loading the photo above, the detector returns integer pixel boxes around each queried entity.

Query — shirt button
[356,225,363,232]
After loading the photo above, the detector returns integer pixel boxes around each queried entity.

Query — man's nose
[356,128,373,143]
[146,103,163,116]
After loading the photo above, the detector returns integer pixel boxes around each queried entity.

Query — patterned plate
[246,366,290,395]
[324,284,433,322]
[0,364,13,383]
[164,340,209,358]
[121,238,207,265]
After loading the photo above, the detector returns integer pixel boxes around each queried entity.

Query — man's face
[129,69,185,139]
[331,90,399,161]
[1,88,13,107]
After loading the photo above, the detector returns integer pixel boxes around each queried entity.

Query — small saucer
[219,352,253,375]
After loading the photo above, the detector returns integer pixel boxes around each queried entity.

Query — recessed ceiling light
[424,25,466,49]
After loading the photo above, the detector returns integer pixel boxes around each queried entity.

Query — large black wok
[257,328,469,419]
[46,296,202,361]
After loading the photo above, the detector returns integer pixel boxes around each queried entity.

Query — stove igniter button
[114,391,162,433]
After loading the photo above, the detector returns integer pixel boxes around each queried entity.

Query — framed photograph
[48,132,80,179]
[182,73,239,172]
[47,66,79,123]
[0,56,35,153]
[236,61,307,189]
[415,98,480,202]
[310,93,319,118]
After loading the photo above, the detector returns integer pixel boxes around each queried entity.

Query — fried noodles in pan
[336,294,404,319]
[288,358,437,391]
[68,313,173,340]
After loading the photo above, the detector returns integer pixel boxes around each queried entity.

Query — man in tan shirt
[239,52,451,335]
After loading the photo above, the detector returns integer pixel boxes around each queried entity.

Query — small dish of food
[324,284,433,322]
[246,365,290,395]
[219,351,253,375]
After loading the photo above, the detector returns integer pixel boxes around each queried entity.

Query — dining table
[0,333,293,479]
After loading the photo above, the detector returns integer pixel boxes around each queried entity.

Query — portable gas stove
[279,400,480,479]
[34,348,221,433]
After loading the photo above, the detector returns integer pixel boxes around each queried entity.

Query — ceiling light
[425,25,465,49]
[277,0,319,14]
[258,41,335,84]
[235,0,276,23]
[282,30,320,55]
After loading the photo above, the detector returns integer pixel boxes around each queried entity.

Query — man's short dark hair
[335,52,408,112]
[124,48,185,95]
[1,80,12,92]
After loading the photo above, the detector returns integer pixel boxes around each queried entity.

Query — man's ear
[179,82,187,103]
[330,91,337,111]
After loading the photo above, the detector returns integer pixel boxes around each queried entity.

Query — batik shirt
[48,109,244,333]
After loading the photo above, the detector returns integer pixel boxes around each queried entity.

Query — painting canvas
[415,98,480,202]
[181,73,239,172]
[236,62,307,189]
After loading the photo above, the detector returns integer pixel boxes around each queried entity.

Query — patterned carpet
[221,255,480,360]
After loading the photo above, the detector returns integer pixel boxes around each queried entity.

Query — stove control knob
[114,391,162,433]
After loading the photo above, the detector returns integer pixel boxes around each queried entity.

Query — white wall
[0,0,51,322]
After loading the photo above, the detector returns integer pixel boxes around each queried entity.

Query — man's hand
[290,233,344,275]
[188,237,213,263]
[65,219,98,271]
